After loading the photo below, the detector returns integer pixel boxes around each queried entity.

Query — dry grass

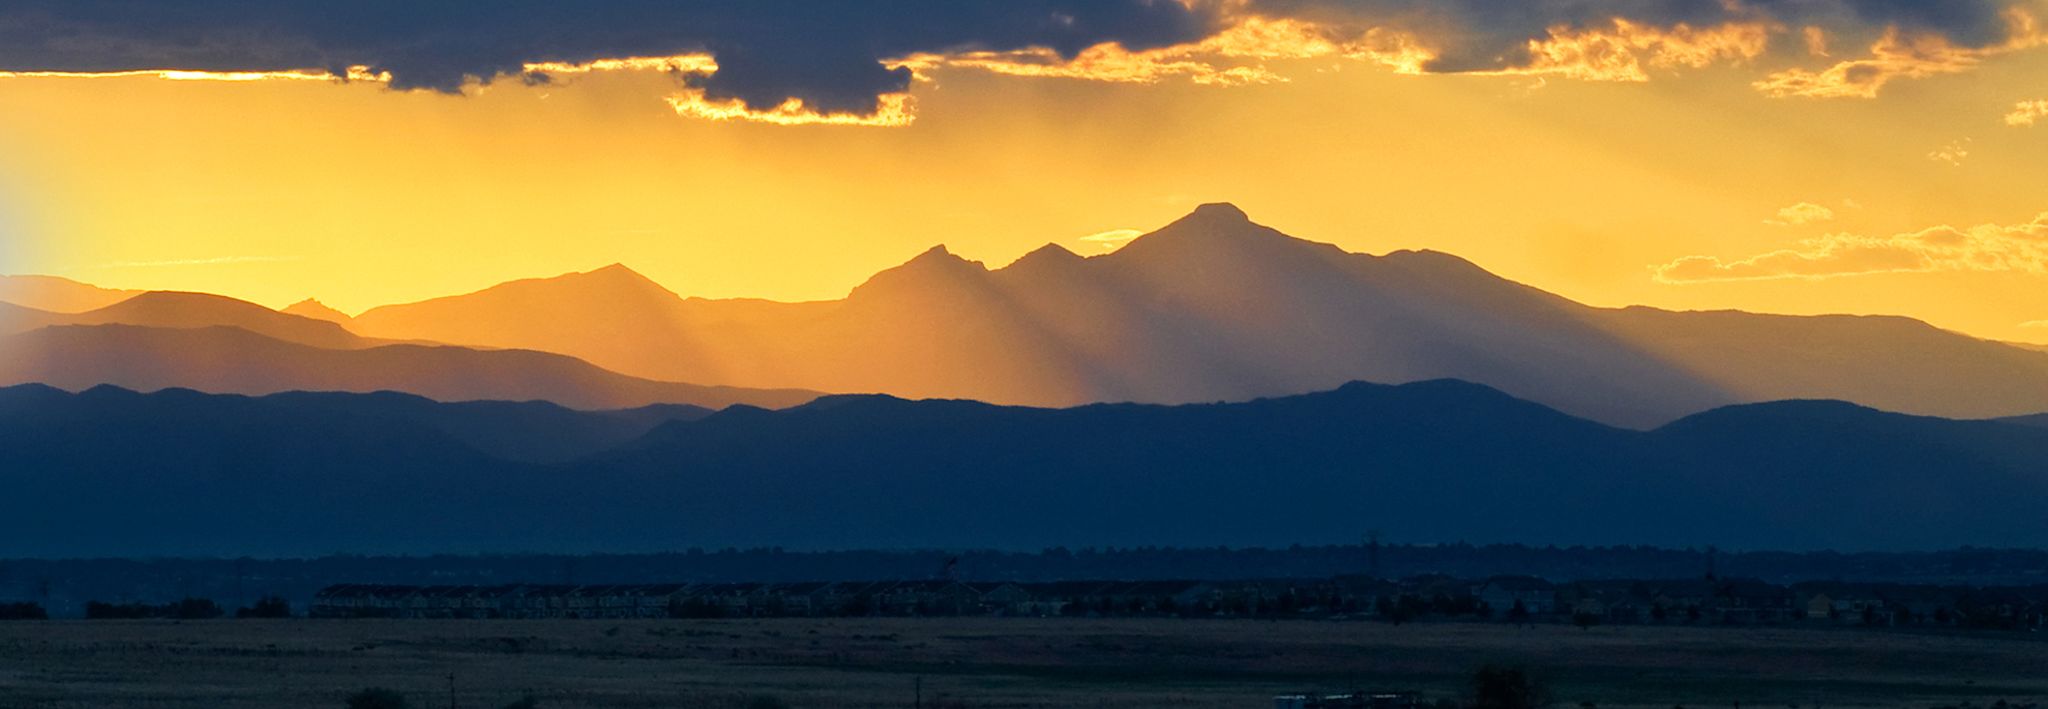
[0,618,2042,708]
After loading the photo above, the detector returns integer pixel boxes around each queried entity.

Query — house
[968,582,1034,615]
[1711,579,1797,623]
[1475,576,1557,617]
[1093,581,1217,615]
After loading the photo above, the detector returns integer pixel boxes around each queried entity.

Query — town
[293,574,2048,630]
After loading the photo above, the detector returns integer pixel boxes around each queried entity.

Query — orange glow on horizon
[0,6,2046,345]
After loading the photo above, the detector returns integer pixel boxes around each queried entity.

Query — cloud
[0,0,2041,124]
[1077,229,1144,250]
[2022,319,2048,329]
[1478,19,1771,82]
[2008,99,2048,126]
[0,1,1216,122]
[1653,212,2048,283]
[0,67,389,83]
[667,91,918,127]
[890,16,1432,86]
[1927,138,1973,166]
[1803,25,1832,56]
[1754,6,2044,98]
[1767,202,1837,226]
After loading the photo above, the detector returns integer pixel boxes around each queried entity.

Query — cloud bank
[0,0,2041,125]
[1655,212,2048,282]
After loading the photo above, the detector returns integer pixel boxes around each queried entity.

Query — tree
[501,694,540,709]
[1571,611,1601,630]
[237,596,292,618]
[1506,600,1531,626]
[0,602,47,620]
[171,598,224,619]
[1472,665,1550,709]
[85,601,152,619]
[345,687,410,709]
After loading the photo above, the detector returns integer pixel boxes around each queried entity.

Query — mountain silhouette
[0,274,141,313]
[0,301,61,336]
[199,389,710,463]
[344,204,2048,426]
[2002,412,2048,429]
[4,380,2045,557]
[0,324,819,411]
[60,291,366,349]
[352,263,720,382]
[281,298,354,325]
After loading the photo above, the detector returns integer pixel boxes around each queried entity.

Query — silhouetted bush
[0,602,47,620]
[501,694,540,709]
[236,596,292,618]
[170,597,224,619]
[345,687,410,709]
[85,601,154,619]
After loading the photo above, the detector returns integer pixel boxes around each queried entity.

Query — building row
[311,579,1218,619]
[309,575,2048,627]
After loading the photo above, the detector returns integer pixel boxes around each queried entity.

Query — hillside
[0,324,819,411]
[5,380,2046,556]
[61,291,366,349]
[0,274,141,313]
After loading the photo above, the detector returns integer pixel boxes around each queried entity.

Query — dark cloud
[0,1,1218,113]
[1241,0,2027,72]
[0,0,2031,113]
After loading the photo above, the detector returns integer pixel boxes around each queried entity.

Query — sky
[1,0,2046,343]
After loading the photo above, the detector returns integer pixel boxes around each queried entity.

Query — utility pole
[447,673,456,709]
[914,676,922,709]
[1367,530,1382,579]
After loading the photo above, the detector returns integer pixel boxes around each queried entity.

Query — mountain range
[341,204,2048,427]
[3,203,2048,556]
[7,204,2048,425]
[4,381,2044,557]
[0,290,817,411]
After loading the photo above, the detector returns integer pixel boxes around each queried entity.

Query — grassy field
[0,618,2042,708]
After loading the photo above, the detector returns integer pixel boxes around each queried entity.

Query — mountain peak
[581,262,655,283]
[889,244,989,272]
[1006,243,1082,268]
[547,263,680,299]
[1187,202,1249,222]
[1106,201,1335,266]
[847,244,990,300]
[997,243,1087,283]
[282,298,353,323]
[1023,242,1081,259]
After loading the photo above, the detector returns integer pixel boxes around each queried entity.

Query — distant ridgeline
[7,545,2048,618]
[6,382,2048,557]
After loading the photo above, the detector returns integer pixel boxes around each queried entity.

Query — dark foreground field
[0,618,2042,708]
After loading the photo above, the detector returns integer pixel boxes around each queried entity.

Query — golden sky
[2,3,2047,343]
